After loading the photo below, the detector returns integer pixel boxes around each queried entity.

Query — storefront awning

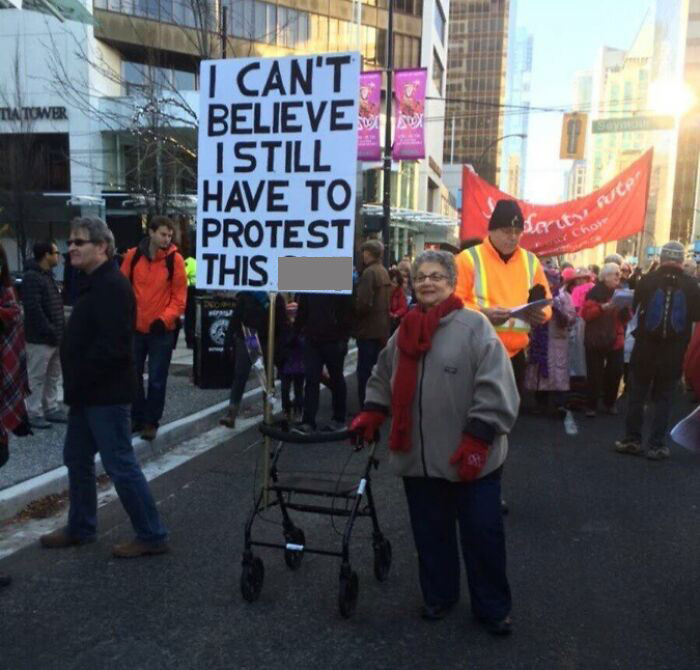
[361,204,459,229]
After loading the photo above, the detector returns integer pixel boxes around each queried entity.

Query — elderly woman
[0,241,31,588]
[581,262,631,417]
[350,250,519,635]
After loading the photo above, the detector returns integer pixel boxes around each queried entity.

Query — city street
[1,385,699,670]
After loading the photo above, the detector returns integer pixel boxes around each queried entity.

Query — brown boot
[40,527,96,549]
[112,539,170,559]
[219,405,238,428]
[140,424,158,441]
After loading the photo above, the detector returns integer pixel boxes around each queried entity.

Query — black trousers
[302,339,347,426]
[625,364,679,448]
[510,349,527,396]
[585,347,624,410]
[403,472,511,621]
[356,338,383,408]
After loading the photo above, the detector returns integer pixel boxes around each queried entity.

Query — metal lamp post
[474,133,528,179]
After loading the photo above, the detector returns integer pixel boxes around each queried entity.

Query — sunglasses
[67,239,93,247]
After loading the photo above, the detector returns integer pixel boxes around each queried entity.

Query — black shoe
[476,615,512,636]
[421,602,456,620]
[0,574,11,587]
[131,422,144,434]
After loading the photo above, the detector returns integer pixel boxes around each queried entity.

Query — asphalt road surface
[1,390,699,670]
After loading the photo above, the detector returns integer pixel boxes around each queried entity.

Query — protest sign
[196,53,360,293]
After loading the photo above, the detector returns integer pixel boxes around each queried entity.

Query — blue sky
[518,0,653,202]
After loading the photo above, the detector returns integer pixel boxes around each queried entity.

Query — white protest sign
[196,52,360,293]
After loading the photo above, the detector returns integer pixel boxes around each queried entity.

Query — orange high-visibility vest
[455,237,552,357]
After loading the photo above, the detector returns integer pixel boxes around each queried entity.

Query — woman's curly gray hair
[412,250,457,287]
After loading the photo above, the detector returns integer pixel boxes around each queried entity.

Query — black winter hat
[488,200,524,231]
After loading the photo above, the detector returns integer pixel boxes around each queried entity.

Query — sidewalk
[0,338,358,522]
[0,340,229,491]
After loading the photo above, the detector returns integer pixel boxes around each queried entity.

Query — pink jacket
[571,282,594,313]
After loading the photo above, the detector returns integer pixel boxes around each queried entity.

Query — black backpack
[129,247,175,283]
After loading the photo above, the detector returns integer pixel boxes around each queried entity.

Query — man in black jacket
[293,292,353,432]
[40,217,168,558]
[22,240,65,428]
[616,241,700,460]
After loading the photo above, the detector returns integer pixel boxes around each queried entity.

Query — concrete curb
[0,348,358,522]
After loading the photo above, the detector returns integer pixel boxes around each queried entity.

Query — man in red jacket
[121,216,187,441]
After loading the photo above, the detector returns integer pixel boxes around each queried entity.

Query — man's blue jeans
[64,404,167,543]
[133,331,174,427]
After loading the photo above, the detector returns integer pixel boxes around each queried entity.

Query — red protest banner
[461,149,653,256]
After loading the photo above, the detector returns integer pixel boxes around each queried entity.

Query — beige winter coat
[365,307,519,481]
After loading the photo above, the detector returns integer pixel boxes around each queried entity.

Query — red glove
[349,410,386,444]
[449,434,489,482]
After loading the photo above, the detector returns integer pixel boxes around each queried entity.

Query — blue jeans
[356,338,382,408]
[63,405,167,543]
[403,472,511,621]
[133,331,174,427]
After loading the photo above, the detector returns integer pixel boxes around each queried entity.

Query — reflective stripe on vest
[465,246,490,308]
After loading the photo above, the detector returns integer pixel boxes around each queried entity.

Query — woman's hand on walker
[349,410,386,447]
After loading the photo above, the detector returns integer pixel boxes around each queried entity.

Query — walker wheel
[241,556,264,602]
[284,527,306,571]
[338,566,359,618]
[373,537,392,582]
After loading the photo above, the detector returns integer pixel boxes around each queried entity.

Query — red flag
[461,149,653,256]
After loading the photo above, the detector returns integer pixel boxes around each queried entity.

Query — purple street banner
[358,71,382,161]
[392,68,427,160]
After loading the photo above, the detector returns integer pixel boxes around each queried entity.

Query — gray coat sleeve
[467,319,520,437]
[363,334,396,411]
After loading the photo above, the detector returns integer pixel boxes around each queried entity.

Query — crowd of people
[1,203,700,634]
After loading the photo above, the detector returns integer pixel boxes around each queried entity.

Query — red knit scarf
[390,293,463,452]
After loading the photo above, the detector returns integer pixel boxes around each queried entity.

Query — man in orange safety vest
[455,199,552,392]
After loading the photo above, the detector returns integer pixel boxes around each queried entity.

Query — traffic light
[560,113,587,160]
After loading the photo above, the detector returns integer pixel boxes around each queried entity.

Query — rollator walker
[240,422,392,618]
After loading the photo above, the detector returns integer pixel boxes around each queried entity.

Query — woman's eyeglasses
[414,273,449,284]
[67,239,92,247]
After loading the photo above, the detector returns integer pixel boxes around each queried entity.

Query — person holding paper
[581,263,631,417]
[455,200,552,392]
[616,242,700,459]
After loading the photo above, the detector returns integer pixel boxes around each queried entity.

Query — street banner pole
[263,292,277,507]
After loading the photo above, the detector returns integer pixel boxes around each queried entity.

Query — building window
[434,1,446,45]
[0,133,70,192]
[432,50,444,94]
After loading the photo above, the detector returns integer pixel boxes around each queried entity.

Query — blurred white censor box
[196,52,360,294]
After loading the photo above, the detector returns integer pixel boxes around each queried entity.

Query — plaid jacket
[0,286,29,436]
